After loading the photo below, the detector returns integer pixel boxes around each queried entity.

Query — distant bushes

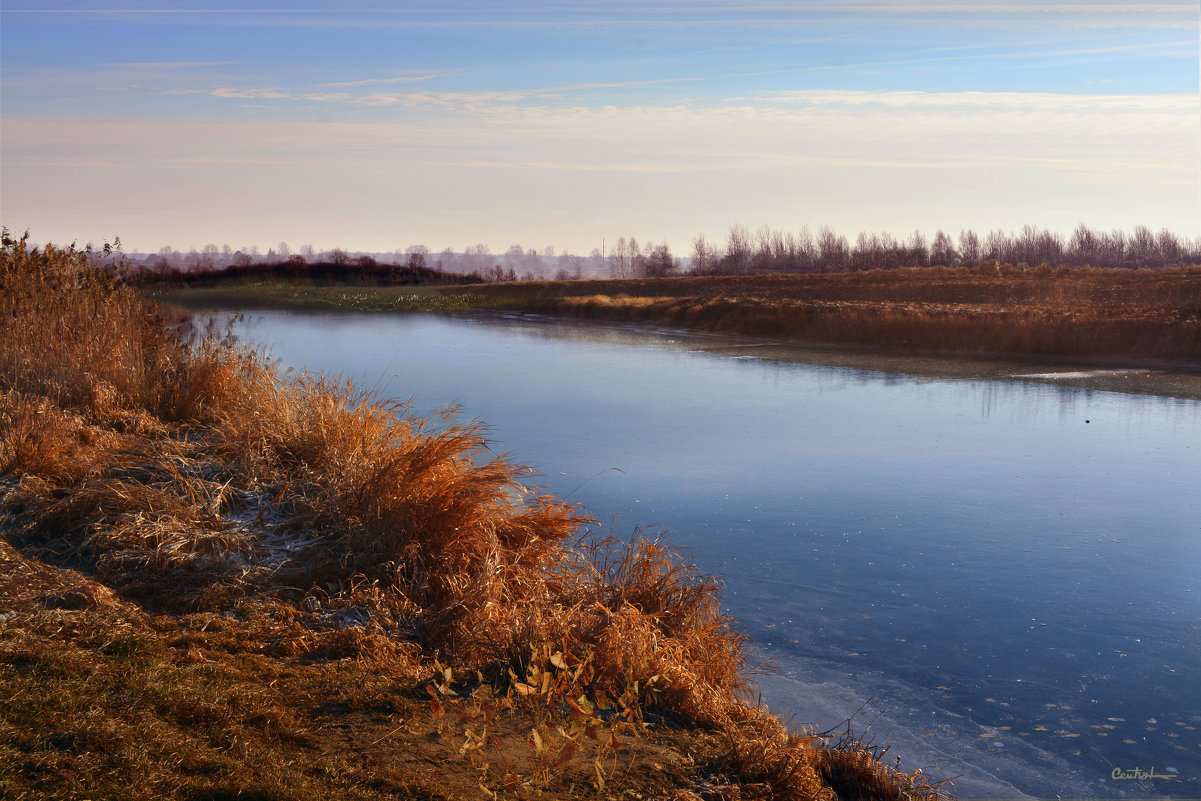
[121,255,488,288]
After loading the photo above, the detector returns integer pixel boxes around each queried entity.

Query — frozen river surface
[227,310,1201,799]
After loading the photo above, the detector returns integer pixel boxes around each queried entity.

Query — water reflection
[227,310,1200,799]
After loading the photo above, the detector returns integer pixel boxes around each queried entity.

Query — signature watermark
[1111,765,1176,781]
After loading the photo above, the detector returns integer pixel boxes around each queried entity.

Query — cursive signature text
[1111,766,1174,781]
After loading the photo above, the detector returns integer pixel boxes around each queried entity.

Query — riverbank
[466,268,1201,369]
[463,310,1201,402]
[3,238,948,799]
[151,265,1201,375]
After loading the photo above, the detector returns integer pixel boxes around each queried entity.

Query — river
[225,309,1200,799]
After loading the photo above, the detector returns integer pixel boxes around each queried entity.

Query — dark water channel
[225,310,1200,799]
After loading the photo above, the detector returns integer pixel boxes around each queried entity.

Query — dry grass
[469,266,1201,367]
[1,231,951,799]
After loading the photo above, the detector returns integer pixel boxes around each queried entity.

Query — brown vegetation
[469,265,1201,367]
[0,231,950,799]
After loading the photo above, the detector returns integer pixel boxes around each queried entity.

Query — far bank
[150,265,1201,386]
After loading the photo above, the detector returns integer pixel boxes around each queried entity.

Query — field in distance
[157,264,1201,368]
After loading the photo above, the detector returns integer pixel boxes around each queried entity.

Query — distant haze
[2,1,1198,254]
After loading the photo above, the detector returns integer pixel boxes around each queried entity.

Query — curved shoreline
[459,309,1201,401]
[149,269,1201,400]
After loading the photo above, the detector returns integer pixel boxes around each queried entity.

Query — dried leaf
[556,741,578,765]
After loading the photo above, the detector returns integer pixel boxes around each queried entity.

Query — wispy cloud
[741,89,1199,112]
[318,73,447,88]
[6,89,1194,172]
[167,86,291,100]
[1,60,237,93]
[4,2,1193,30]
[4,2,1197,250]
[107,60,237,70]
[296,89,528,109]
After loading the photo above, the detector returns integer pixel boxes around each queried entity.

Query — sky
[1,1,1198,256]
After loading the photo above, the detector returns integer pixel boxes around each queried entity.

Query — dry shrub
[704,717,830,801]
[0,233,174,413]
[812,730,950,801]
[0,393,97,483]
[205,371,592,650]
[157,340,266,424]
[576,539,747,720]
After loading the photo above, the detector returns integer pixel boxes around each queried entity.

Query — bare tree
[406,244,429,270]
[816,227,848,272]
[724,225,751,274]
[852,232,877,271]
[956,230,979,266]
[1156,228,1182,265]
[690,235,719,275]
[609,236,629,278]
[642,242,676,278]
[1128,226,1157,267]
[930,230,957,267]
[200,243,220,270]
[155,245,178,269]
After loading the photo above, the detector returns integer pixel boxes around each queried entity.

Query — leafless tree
[930,230,957,267]
[406,244,429,270]
[724,225,751,274]
[816,227,848,272]
[690,235,719,275]
[642,242,676,278]
[958,230,980,266]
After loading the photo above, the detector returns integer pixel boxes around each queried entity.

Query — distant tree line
[116,238,675,284]
[109,222,1198,286]
[120,252,488,288]
[689,223,1201,276]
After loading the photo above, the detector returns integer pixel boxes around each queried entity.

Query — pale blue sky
[2,2,1198,254]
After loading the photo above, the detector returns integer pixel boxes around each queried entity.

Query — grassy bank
[2,233,946,799]
[153,265,1201,369]
[468,268,1201,368]
[148,281,479,313]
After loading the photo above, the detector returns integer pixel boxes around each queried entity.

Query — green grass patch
[146,282,480,313]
